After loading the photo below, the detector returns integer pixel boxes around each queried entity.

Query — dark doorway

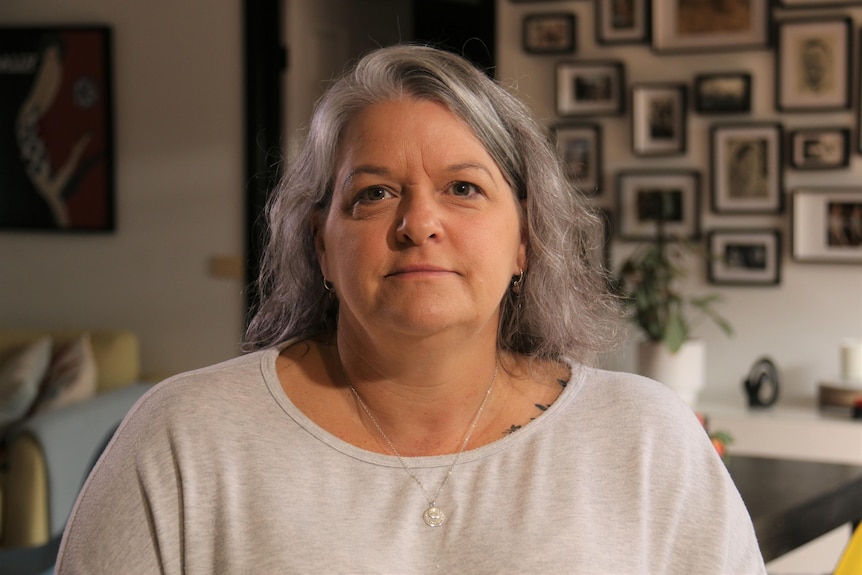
[242,0,496,323]
[413,0,496,73]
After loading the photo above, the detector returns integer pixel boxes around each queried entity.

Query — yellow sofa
[0,329,151,548]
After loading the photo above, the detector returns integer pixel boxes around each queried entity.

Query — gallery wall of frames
[502,0,862,287]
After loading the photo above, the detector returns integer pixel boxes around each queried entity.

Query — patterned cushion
[30,333,98,415]
[0,336,52,432]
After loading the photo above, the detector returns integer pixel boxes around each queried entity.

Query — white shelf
[696,399,862,465]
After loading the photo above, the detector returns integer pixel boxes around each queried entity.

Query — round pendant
[423,506,446,527]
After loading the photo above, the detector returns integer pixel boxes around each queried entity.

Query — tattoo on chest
[503,378,568,435]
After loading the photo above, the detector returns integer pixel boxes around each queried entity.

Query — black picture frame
[693,72,752,114]
[775,17,852,112]
[707,229,782,286]
[616,170,701,241]
[595,0,649,45]
[0,26,115,232]
[788,127,850,170]
[630,83,687,157]
[552,122,602,194]
[522,12,576,54]
[792,188,862,263]
[556,60,625,117]
[710,122,784,214]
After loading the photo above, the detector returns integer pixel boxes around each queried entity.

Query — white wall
[0,0,246,378]
[497,1,862,404]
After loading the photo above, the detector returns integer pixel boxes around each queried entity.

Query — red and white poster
[0,27,114,231]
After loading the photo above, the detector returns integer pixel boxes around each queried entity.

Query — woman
[57,45,765,573]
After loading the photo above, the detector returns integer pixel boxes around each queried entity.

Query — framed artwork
[788,127,850,170]
[522,13,576,54]
[552,123,602,193]
[693,72,752,114]
[792,188,862,263]
[556,61,625,117]
[616,170,700,241]
[0,26,114,232]
[631,83,687,157]
[710,123,783,214]
[651,0,769,53]
[858,28,862,153]
[707,229,782,286]
[775,18,851,112]
[777,0,862,6]
[595,0,649,45]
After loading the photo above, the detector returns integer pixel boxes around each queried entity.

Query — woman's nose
[395,191,444,246]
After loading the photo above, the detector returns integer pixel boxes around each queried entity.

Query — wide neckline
[260,341,585,469]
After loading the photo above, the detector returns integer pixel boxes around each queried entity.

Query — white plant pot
[636,340,706,407]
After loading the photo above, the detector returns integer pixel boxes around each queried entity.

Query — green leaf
[664,313,687,353]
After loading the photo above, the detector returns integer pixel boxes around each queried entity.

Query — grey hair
[243,44,622,365]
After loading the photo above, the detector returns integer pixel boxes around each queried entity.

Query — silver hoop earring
[323,278,336,299]
[511,269,525,295]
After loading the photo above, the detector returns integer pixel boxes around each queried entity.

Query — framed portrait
[693,72,752,114]
[631,84,687,157]
[595,0,649,45]
[556,61,625,117]
[522,13,576,54]
[707,229,782,286]
[552,123,602,193]
[616,170,700,241]
[651,0,769,53]
[0,26,114,232]
[710,123,783,214]
[776,17,851,112]
[792,188,862,263]
[788,127,850,170]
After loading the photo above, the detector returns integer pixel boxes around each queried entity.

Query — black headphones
[743,357,780,408]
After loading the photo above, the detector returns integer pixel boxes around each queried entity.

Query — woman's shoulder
[565,363,706,442]
[128,348,280,424]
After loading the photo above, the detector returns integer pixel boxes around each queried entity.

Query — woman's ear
[516,201,528,273]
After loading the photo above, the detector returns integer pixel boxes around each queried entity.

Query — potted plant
[616,224,732,405]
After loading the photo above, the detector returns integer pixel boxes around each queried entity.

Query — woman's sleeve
[55,388,182,574]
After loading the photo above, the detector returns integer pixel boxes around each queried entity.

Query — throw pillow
[0,336,53,433]
[30,333,98,415]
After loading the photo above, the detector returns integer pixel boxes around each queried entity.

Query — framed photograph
[556,61,625,117]
[595,0,649,45]
[776,18,851,112]
[707,229,782,286]
[631,84,687,157]
[792,188,862,263]
[777,0,862,7]
[552,123,602,193]
[710,123,783,214]
[0,26,114,232]
[616,170,700,241]
[788,127,850,170]
[651,0,769,53]
[522,13,576,54]
[693,72,752,114]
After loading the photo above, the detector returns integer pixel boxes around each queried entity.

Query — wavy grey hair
[244,44,622,364]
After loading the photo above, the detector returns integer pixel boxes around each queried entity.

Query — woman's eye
[355,186,391,203]
[450,181,480,197]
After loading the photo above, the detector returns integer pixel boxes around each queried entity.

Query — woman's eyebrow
[342,165,390,188]
[445,162,494,179]
[342,162,495,187]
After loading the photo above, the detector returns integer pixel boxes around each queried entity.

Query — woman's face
[314,98,527,342]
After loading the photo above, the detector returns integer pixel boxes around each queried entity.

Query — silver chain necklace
[343,359,498,527]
